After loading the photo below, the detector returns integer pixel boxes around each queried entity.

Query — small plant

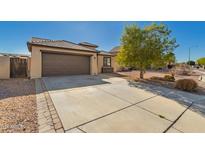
[175,79,198,91]
[150,76,163,80]
[164,75,175,82]
[150,75,175,82]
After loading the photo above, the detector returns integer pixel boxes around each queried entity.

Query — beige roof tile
[28,37,96,52]
[110,46,120,54]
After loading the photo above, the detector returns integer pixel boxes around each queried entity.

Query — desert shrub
[175,79,198,91]
[150,76,163,80]
[150,75,175,82]
[164,75,175,82]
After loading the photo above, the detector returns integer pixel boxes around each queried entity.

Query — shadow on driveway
[42,73,128,92]
[128,80,205,116]
[42,75,111,91]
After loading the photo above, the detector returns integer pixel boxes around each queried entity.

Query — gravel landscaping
[118,70,205,95]
[0,79,38,133]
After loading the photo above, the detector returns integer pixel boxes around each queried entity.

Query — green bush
[164,75,175,82]
[175,79,198,91]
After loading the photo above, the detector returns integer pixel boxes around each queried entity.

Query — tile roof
[97,50,113,56]
[79,42,98,47]
[110,46,120,53]
[27,37,97,52]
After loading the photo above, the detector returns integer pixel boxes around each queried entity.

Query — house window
[103,57,111,67]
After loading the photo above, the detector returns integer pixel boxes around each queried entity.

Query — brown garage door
[42,52,90,77]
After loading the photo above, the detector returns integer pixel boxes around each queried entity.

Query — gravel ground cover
[0,79,38,133]
[118,70,205,94]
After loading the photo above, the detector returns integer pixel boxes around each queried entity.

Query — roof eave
[97,52,115,56]
[29,43,97,53]
[79,43,98,48]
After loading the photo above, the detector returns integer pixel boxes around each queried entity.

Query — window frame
[103,56,111,67]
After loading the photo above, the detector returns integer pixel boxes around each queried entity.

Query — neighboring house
[27,37,121,79]
[110,46,120,55]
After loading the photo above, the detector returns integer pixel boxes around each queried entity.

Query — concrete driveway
[42,74,205,133]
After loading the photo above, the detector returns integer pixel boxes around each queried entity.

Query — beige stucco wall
[27,57,31,78]
[30,46,42,78]
[112,56,121,72]
[30,46,98,78]
[0,56,10,79]
[97,54,120,73]
[97,55,103,73]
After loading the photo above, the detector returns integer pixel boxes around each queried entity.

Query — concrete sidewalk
[131,81,205,116]
[41,75,205,133]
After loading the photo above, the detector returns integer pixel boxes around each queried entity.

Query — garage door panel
[42,52,90,77]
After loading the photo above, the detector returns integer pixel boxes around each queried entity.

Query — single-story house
[27,37,121,79]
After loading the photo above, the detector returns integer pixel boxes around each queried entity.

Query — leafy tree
[150,52,176,69]
[164,52,176,65]
[117,23,178,79]
[197,57,205,66]
[186,60,195,66]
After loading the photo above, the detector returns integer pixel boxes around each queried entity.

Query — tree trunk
[140,69,144,79]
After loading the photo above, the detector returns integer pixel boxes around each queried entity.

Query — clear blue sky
[0,21,205,62]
